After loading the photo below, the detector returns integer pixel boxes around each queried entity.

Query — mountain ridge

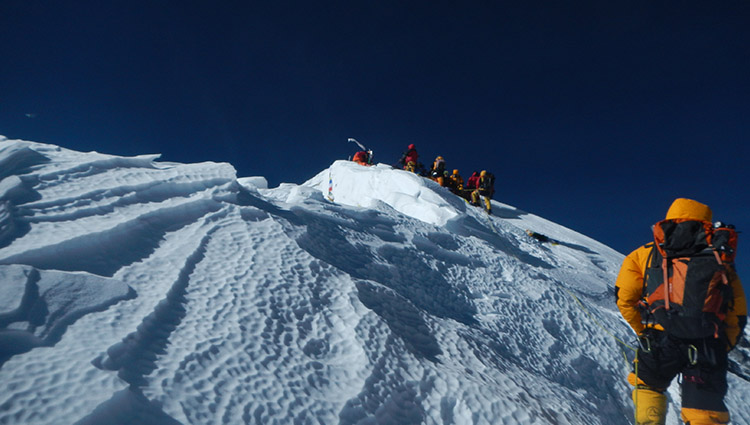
[0,137,748,425]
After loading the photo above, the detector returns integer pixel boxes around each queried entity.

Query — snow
[0,136,748,425]
[305,161,463,226]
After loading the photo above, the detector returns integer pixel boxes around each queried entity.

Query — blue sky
[1,1,749,278]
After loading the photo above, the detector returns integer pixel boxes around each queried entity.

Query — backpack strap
[662,256,670,311]
[642,243,658,291]
[638,243,659,314]
[711,246,730,285]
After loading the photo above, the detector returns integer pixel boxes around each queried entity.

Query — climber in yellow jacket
[615,198,746,425]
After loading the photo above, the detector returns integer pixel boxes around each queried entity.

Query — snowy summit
[0,137,748,425]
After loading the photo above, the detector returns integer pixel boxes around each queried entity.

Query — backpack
[641,219,736,339]
[484,172,495,189]
[479,172,495,196]
[431,160,445,178]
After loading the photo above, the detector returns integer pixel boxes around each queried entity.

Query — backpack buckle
[638,334,653,353]
[687,344,698,366]
[636,300,648,312]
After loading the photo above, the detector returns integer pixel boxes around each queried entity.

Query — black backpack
[641,219,735,339]
[479,172,495,196]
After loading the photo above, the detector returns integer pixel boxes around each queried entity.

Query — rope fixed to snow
[475,192,640,419]
[561,286,637,353]
[557,286,640,423]
[485,212,499,234]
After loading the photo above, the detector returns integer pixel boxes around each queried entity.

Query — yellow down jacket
[615,198,747,348]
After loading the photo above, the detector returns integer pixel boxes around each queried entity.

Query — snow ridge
[0,138,748,425]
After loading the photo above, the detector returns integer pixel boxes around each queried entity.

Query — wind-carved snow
[0,137,748,425]
[0,264,134,364]
[305,161,464,226]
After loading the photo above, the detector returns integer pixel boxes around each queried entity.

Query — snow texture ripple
[0,137,748,425]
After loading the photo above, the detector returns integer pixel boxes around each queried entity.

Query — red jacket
[403,148,418,166]
[466,172,479,189]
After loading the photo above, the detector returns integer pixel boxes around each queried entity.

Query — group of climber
[350,142,495,213]
[397,144,496,214]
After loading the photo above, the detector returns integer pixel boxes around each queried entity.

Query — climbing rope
[560,286,637,353]
[557,285,640,424]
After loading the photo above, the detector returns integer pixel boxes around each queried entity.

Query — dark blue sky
[2,1,749,278]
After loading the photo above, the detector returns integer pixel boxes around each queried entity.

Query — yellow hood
[665,198,712,222]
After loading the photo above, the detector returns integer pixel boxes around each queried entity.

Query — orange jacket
[615,198,747,348]
[352,151,369,165]
[448,174,463,191]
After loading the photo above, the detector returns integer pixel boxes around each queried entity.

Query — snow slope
[0,137,748,425]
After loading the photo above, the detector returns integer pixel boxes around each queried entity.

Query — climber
[466,171,479,190]
[398,144,419,172]
[447,169,464,197]
[430,156,447,186]
[352,151,370,166]
[470,170,495,214]
[615,198,747,425]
